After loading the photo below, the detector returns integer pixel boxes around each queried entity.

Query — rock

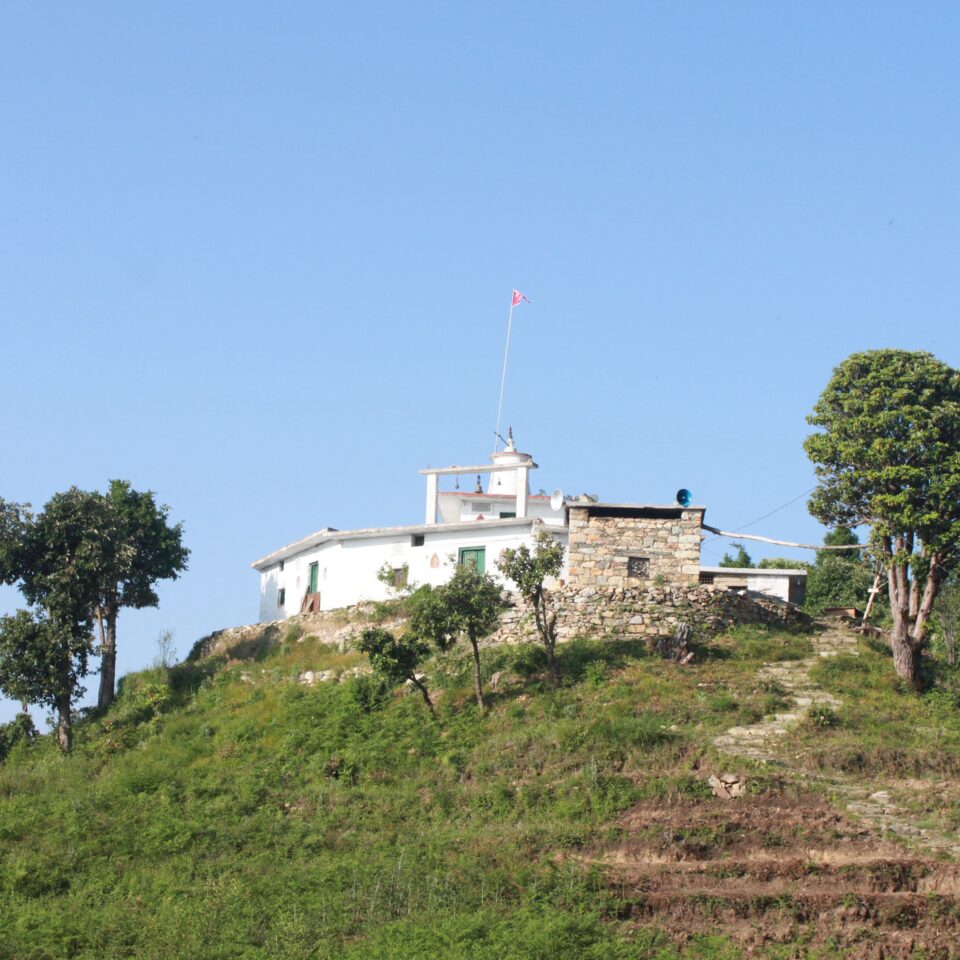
[655,622,693,661]
[708,773,747,799]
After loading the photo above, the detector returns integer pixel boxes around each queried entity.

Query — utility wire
[701,486,817,546]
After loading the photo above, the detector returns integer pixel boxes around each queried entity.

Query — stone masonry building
[566,503,705,590]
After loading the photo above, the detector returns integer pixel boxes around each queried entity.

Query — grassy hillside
[2,618,960,959]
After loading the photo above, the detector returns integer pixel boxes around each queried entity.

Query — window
[499,511,516,519]
[411,534,425,547]
[627,556,650,579]
[277,588,286,607]
[699,572,715,585]
[458,546,486,573]
[390,566,408,588]
[470,502,488,513]
[279,560,285,572]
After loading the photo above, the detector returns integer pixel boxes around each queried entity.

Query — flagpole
[494,294,515,453]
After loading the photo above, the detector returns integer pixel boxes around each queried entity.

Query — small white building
[698,566,807,606]
[252,433,569,622]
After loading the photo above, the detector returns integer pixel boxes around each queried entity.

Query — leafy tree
[932,576,960,667]
[0,499,31,585]
[496,531,565,686]
[0,610,91,751]
[718,543,754,568]
[805,349,960,689]
[408,564,505,711]
[0,711,38,762]
[357,627,437,719]
[0,482,188,715]
[800,528,879,616]
[86,481,189,708]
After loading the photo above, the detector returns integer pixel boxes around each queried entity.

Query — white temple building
[252,432,569,622]
[251,430,806,623]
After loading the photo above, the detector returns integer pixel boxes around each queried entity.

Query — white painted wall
[257,524,569,622]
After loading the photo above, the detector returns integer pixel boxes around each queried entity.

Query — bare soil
[589,790,960,958]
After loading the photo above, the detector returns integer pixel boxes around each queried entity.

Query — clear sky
[2,2,959,722]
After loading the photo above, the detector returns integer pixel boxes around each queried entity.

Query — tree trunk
[409,676,437,720]
[56,691,72,753]
[890,615,924,691]
[533,594,561,687]
[97,601,118,710]
[468,635,485,711]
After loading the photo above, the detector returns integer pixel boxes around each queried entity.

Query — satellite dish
[676,488,693,507]
[550,489,565,511]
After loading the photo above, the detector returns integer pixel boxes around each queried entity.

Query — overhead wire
[701,486,818,547]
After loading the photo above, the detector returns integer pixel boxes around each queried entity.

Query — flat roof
[252,516,561,570]
[568,502,706,517]
[701,566,808,576]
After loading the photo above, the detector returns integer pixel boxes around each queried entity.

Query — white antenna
[494,289,529,452]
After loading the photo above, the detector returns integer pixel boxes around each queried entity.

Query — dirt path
[713,621,960,859]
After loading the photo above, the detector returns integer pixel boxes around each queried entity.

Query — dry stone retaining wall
[490,585,808,646]
[194,588,807,664]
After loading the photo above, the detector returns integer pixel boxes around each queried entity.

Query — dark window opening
[277,588,286,607]
[499,511,516,519]
[279,560,285,571]
[411,534,425,547]
[699,572,715,585]
[627,556,650,578]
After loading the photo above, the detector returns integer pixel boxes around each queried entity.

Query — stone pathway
[712,622,855,764]
[712,621,960,858]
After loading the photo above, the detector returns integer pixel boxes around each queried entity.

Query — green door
[308,562,319,593]
[458,547,485,573]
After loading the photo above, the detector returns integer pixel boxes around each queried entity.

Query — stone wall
[490,584,809,646]
[194,584,808,666]
[566,505,704,590]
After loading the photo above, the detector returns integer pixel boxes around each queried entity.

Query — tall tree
[87,481,189,709]
[0,610,91,752]
[1,483,188,711]
[497,531,565,686]
[804,350,960,689]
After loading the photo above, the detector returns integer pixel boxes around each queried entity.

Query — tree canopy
[0,482,188,746]
[804,349,960,687]
[497,531,565,685]
[407,563,505,711]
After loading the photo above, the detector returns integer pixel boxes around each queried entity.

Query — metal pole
[494,295,515,453]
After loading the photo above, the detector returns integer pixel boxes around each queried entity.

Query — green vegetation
[497,530,566,685]
[805,349,960,688]
[0,618,850,960]
[5,604,960,958]
[718,543,753,568]
[0,482,188,748]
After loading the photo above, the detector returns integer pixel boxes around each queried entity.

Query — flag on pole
[512,289,530,307]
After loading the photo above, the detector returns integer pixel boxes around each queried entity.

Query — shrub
[0,713,37,762]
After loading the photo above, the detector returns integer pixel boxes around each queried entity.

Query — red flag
[512,289,530,307]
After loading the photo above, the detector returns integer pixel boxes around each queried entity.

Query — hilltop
[3,611,960,959]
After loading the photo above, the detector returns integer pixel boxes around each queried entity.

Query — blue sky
[2,2,959,722]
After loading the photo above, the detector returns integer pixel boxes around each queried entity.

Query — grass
[1,620,958,958]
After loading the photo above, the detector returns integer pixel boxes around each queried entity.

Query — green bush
[0,713,37,762]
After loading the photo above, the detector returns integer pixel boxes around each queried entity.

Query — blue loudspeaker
[676,489,692,507]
